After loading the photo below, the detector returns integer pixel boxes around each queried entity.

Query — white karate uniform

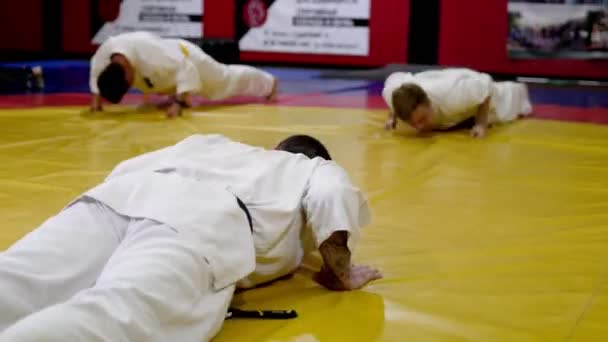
[104,134,371,288]
[382,68,532,129]
[90,31,275,100]
[0,135,371,341]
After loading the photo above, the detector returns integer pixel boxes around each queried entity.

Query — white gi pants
[491,81,533,123]
[0,198,233,342]
[178,40,275,101]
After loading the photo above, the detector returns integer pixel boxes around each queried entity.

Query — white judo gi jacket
[90,31,274,101]
[81,171,255,291]
[85,134,371,289]
[382,68,532,129]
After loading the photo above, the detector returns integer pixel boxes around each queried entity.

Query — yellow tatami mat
[1,105,608,341]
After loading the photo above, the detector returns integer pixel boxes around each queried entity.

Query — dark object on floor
[226,308,298,320]
[0,66,44,93]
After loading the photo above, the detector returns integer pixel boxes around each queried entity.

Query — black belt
[226,308,298,320]
[235,196,253,232]
[229,197,298,320]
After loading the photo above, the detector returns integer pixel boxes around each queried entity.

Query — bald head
[276,135,332,160]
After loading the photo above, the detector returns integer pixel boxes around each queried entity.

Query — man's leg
[0,198,126,331]
[178,39,277,101]
[492,81,533,123]
[0,218,235,342]
[222,64,277,100]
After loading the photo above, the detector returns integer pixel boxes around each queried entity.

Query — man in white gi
[0,134,380,342]
[382,68,532,138]
[90,31,278,118]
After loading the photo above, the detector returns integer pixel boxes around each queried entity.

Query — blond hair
[392,83,429,121]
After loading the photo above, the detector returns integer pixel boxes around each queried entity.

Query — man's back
[107,135,322,221]
[106,135,370,286]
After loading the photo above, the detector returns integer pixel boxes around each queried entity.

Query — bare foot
[31,66,44,89]
[266,77,278,102]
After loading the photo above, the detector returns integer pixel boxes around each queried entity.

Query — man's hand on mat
[314,264,382,291]
[90,94,103,112]
[385,112,397,130]
[471,96,490,138]
[470,124,487,138]
[316,231,382,291]
[166,102,182,118]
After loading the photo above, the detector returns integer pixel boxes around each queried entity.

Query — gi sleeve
[89,50,106,95]
[175,59,202,95]
[302,162,372,252]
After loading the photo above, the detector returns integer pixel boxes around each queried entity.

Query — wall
[205,0,409,67]
[1,0,605,79]
[204,1,236,39]
[0,1,43,52]
[63,0,97,54]
[62,0,123,54]
[438,0,608,79]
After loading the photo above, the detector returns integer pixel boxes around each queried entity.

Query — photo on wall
[236,0,371,56]
[508,0,608,59]
[90,0,204,45]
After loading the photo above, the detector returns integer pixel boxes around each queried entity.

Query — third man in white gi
[382,68,533,138]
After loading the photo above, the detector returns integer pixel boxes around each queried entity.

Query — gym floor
[1,64,607,341]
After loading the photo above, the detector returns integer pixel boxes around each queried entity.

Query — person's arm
[89,53,105,112]
[382,76,398,131]
[314,231,382,291]
[165,92,192,118]
[303,163,381,291]
[385,110,397,130]
[166,56,200,118]
[91,93,103,112]
[471,95,491,138]
[457,70,493,138]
